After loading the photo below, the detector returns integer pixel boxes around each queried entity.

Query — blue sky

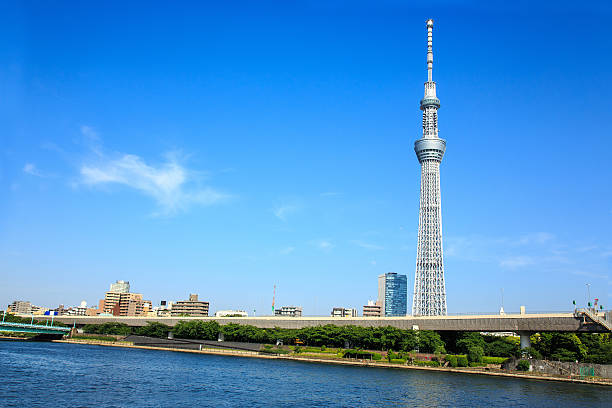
[1,1,611,315]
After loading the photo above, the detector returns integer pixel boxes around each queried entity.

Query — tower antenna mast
[412,19,448,316]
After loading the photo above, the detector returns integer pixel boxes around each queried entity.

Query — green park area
[78,319,612,366]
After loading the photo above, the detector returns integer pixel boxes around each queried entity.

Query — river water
[0,341,610,407]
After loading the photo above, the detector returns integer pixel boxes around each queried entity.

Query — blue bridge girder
[0,321,71,336]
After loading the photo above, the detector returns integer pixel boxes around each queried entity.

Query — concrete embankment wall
[530,360,612,379]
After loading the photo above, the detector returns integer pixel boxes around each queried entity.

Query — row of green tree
[81,321,611,363]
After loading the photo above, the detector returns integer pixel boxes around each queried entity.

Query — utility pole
[272,284,276,315]
[586,283,591,310]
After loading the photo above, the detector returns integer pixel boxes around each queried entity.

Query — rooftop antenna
[426,18,434,82]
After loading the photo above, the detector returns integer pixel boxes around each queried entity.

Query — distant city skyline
[1,2,611,314]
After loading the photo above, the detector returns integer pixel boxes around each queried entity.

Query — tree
[578,333,612,364]
[456,333,486,354]
[467,346,484,363]
[516,360,530,371]
[485,337,520,357]
[533,332,587,362]
[133,322,171,338]
[418,331,446,353]
[521,347,542,359]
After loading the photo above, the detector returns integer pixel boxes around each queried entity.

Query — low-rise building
[363,300,382,317]
[171,294,209,317]
[154,300,173,317]
[8,300,32,314]
[85,307,99,316]
[331,307,358,317]
[215,310,248,317]
[274,306,302,317]
[31,305,48,315]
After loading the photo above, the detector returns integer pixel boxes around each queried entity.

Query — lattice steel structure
[412,19,447,316]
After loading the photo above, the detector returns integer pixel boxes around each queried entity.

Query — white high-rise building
[109,280,130,293]
[412,19,447,316]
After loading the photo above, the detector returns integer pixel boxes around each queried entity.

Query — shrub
[261,347,290,354]
[83,322,131,336]
[516,360,530,371]
[521,347,542,360]
[390,358,406,364]
[372,353,382,361]
[414,360,440,367]
[469,362,487,367]
[482,356,508,364]
[446,355,458,367]
[467,346,484,363]
[457,356,469,367]
[71,335,117,342]
[320,345,326,351]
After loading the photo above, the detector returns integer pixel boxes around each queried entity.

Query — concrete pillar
[519,332,531,349]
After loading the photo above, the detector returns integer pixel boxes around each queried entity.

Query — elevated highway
[33,311,611,333]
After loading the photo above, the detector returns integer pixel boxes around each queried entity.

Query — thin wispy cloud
[78,127,231,215]
[510,232,555,246]
[80,125,103,156]
[311,239,334,252]
[280,246,295,255]
[23,163,45,177]
[273,203,299,221]
[351,240,384,251]
[499,255,535,269]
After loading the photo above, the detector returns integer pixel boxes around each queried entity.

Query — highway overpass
[32,311,611,333]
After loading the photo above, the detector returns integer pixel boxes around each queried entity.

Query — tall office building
[412,19,448,316]
[378,273,407,316]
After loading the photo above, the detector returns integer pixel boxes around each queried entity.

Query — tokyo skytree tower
[412,19,447,316]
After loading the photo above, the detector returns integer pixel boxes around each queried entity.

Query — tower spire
[427,19,433,82]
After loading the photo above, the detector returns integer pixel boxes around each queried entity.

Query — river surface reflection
[1,341,610,407]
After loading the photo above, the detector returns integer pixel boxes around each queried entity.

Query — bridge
[32,310,610,333]
[17,310,610,349]
[0,321,71,337]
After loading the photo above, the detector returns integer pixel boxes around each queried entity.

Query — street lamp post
[586,283,592,310]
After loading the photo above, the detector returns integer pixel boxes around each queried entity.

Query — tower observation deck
[412,19,447,316]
